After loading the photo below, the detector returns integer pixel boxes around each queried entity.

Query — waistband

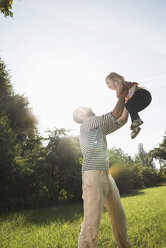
[82,170,109,176]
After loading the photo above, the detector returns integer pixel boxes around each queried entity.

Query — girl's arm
[115,81,124,98]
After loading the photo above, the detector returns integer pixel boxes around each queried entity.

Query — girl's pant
[125,88,152,122]
[78,170,132,248]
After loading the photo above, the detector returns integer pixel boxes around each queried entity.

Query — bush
[110,163,161,195]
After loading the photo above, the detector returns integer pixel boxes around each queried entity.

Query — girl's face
[106,78,115,90]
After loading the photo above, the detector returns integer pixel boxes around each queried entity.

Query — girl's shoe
[131,127,141,139]
[130,119,143,130]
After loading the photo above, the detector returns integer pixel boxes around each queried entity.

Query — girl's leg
[125,89,152,122]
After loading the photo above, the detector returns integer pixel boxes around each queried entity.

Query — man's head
[73,106,95,124]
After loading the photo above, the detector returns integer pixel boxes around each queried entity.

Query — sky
[0,0,166,161]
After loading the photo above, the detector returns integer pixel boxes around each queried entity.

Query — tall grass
[0,186,166,248]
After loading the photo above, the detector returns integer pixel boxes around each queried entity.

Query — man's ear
[80,113,85,118]
[80,113,86,121]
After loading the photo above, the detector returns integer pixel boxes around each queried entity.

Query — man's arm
[111,90,126,119]
[115,81,124,98]
[82,88,127,131]
[119,107,128,124]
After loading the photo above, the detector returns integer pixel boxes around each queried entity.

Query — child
[105,72,152,139]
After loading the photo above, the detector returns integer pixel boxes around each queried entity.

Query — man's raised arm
[111,90,126,119]
[119,107,128,124]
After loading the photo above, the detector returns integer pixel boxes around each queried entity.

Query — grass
[0,186,166,248]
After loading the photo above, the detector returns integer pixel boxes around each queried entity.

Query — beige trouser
[78,170,132,248]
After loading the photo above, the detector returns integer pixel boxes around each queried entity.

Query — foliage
[45,130,82,203]
[108,146,161,194]
[108,147,134,167]
[150,133,166,179]
[0,57,165,211]
[0,0,13,17]
[150,134,166,161]
[134,143,154,168]
[0,58,45,210]
[0,57,82,210]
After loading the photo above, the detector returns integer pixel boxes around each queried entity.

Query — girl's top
[125,82,139,101]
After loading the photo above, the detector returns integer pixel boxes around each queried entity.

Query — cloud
[140,74,166,88]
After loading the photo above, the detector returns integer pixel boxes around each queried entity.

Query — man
[73,90,132,248]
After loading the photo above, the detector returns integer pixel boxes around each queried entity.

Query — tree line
[0,58,166,211]
[0,0,13,18]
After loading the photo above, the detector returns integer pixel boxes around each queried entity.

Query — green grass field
[0,186,166,248]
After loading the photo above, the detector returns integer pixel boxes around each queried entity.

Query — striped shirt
[80,112,124,171]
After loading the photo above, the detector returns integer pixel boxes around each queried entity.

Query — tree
[0,0,13,17]
[46,129,81,202]
[139,166,160,188]
[108,146,160,194]
[16,134,48,209]
[150,133,166,178]
[57,135,82,201]
[7,94,38,136]
[0,57,41,210]
[0,59,38,134]
[150,134,166,161]
[108,147,133,167]
[45,129,82,203]
[0,57,83,210]
[134,143,154,168]
[108,147,141,194]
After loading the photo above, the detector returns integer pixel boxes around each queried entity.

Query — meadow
[0,186,166,248]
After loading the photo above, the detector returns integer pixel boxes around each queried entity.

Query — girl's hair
[105,72,124,82]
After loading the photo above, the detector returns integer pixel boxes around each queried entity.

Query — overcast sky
[0,0,166,160]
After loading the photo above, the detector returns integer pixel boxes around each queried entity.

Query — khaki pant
[78,170,132,248]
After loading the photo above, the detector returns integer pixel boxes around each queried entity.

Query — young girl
[105,72,152,139]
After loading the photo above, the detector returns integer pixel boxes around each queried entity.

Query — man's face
[86,108,95,118]
[106,78,115,90]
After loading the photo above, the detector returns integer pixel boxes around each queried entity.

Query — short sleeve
[81,112,124,135]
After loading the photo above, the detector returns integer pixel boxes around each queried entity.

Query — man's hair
[106,72,124,82]
[73,106,87,124]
